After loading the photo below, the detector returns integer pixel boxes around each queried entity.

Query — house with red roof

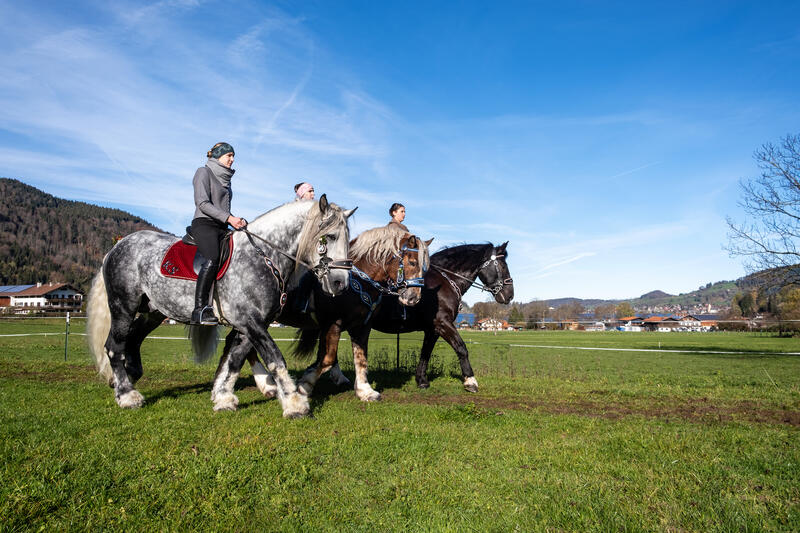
[0,283,83,314]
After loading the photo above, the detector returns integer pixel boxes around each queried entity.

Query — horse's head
[348,227,432,306]
[297,194,356,296]
[476,241,514,304]
[392,234,432,306]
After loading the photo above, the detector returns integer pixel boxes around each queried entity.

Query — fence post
[64,312,70,361]
[396,333,400,373]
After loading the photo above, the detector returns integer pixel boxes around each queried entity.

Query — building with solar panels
[0,283,84,314]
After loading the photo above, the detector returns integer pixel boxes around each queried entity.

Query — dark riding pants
[191,218,226,264]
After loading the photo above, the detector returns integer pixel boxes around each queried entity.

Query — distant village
[1,280,793,334]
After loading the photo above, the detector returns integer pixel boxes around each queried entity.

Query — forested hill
[0,178,161,292]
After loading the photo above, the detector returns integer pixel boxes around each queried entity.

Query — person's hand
[228,215,247,230]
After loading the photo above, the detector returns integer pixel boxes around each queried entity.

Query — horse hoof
[262,390,277,400]
[417,380,430,389]
[282,394,310,418]
[297,382,314,396]
[213,394,239,412]
[463,376,479,393]
[116,390,145,409]
[358,391,382,402]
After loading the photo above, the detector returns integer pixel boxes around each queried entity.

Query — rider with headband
[294,182,315,201]
[190,142,247,325]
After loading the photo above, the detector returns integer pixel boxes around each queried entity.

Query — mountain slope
[0,178,161,291]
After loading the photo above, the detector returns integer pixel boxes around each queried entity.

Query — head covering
[295,182,313,200]
[209,142,234,160]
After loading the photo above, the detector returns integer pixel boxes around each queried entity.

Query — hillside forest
[0,178,159,292]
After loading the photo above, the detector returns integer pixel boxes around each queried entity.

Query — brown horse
[211,225,430,409]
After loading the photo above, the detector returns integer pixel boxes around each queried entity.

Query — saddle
[159,227,234,281]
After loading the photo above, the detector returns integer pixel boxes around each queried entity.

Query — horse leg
[124,311,165,384]
[298,323,342,396]
[246,350,277,399]
[247,328,309,419]
[104,306,145,409]
[350,326,381,402]
[437,321,478,392]
[327,362,352,387]
[415,329,440,389]
[210,330,249,411]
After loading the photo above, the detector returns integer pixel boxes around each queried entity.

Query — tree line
[0,178,159,292]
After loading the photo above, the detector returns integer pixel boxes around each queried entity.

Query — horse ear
[408,235,417,248]
[424,238,434,247]
[344,207,357,219]
[318,194,329,213]
[497,241,508,253]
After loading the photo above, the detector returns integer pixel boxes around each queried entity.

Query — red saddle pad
[160,238,234,281]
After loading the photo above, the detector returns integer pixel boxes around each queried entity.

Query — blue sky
[1,1,798,304]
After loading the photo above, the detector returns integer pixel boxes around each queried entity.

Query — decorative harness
[241,228,352,310]
[348,242,427,323]
[432,252,513,301]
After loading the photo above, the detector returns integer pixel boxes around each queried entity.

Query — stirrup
[191,306,219,326]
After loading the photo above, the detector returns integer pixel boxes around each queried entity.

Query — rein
[241,228,352,278]
[432,253,513,297]
[241,228,352,311]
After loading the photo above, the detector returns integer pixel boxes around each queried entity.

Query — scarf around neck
[206,157,235,187]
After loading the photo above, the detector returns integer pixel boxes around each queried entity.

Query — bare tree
[726,133,800,285]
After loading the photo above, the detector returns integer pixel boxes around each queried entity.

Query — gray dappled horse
[87,195,354,418]
[214,226,431,407]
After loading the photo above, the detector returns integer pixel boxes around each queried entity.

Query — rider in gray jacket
[190,142,247,325]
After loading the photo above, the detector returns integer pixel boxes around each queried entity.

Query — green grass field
[1,319,798,531]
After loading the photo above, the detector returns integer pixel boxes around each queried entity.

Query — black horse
[369,242,513,392]
[299,242,513,394]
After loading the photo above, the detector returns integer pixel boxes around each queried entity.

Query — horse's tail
[187,325,220,364]
[86,268,114,386]
[292,326,320,359]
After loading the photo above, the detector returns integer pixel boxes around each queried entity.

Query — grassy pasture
[1,319,799,531]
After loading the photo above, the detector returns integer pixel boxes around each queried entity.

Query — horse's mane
[296,200,349,267]
[431,243,495,271]
[349,225,406,265]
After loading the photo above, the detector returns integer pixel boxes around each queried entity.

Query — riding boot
[191,259,219,325]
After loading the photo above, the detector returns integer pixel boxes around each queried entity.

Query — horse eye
[409,260,418,267]
[325,234,336,241]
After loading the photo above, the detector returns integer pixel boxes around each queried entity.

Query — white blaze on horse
[86,195,355,418]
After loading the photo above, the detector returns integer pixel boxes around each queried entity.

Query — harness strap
[241,228,352,276]
[431,253,513,296]
[242,231,288,310]
[349,276,383,324]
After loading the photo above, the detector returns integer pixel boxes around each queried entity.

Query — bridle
[432,252,513,300]
[241,228,352,276]
[240,227,352,309]
[389,242,427,292]
[347,241,426,322]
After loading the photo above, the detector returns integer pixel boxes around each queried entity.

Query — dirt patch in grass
[385,391,800,427]
[3,365,798,426]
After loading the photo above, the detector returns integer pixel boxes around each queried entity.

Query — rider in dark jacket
[190,142,247,325]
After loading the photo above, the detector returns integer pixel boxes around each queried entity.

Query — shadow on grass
[145,381,212,405]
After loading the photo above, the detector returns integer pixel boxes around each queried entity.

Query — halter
[241,228,352,279]
[347,242,426,322]
[389,243,426,291]
[432,252,513,298]
[241,229,352,310]
[477,253,514,296]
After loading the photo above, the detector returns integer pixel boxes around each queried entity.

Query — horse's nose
[332,277,344,293]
